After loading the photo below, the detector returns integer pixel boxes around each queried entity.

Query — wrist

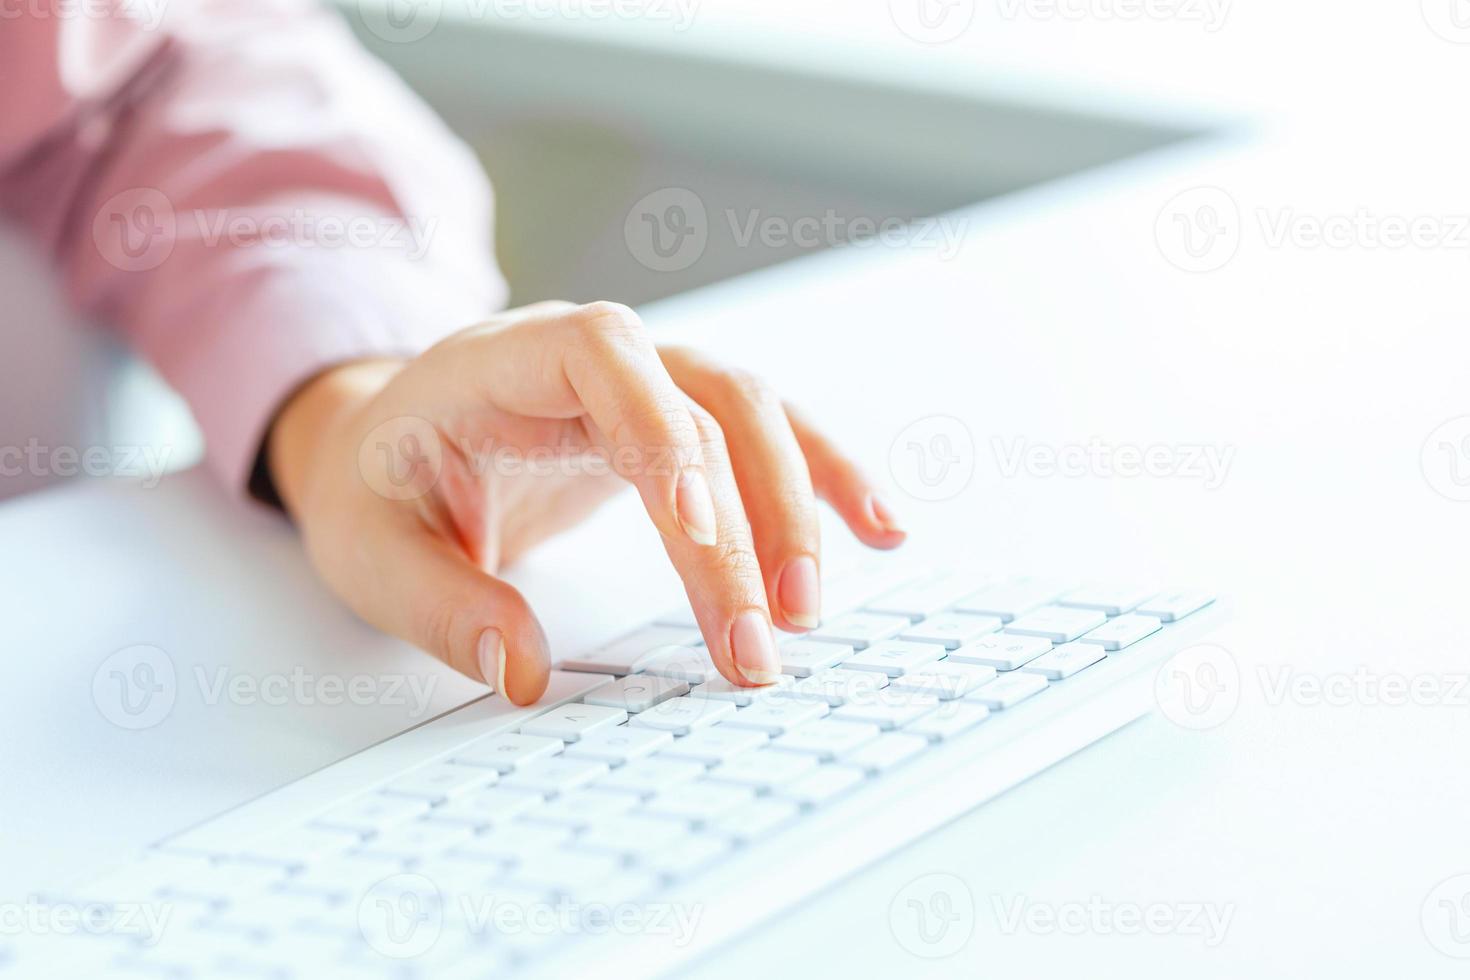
[265,359,405,517]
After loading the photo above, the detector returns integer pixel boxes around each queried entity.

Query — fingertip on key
[730,608,782,686]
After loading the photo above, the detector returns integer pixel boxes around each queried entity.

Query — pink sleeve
[0,1,509,494]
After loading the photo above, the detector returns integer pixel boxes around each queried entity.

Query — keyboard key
[499,757,610,796]
[904,702,991,741]
[863,574,992,621]
[628,696,735,735]
[431,787,545,827]
[357,820,474,861]
[1136,590,1215,622]
[689,674,792,705]
[1005,605,1107,642]
[563,726,673,765]
[1077,613,1163,650]
[520,703,627,742]
[722,698,829,734]
[1021,642,1107,679]
[888,662,997,699]
[841,732,929,774]
[967,672,1049,709]
[708,799,802,841]
[381,763,498,803]
[705,747,819,791]
[842,639,948,677]
[810,612,910,649]
[452,733,564,773]
[833,689,940,729]
[1059,586,1158,616]
[451,824,571,865]
[776,639,853,676]
[781,668,889,706]
[644,781,756,826]
[521,788,638,829]
[771,719,881,759]
[574,814,696,857]
[594,758,707,798]
[949,633,1052,671]
[312,794,430,835]
[509,850,624,892]
[640,835,732,880]
[777,767,865,808]
[583,674,689,712]
[561,626,701,674]
[658,726,769,765]
[899,612,1004,649]
[237,826,361,869]
[642,650,723,684]
[955,581,1067,621]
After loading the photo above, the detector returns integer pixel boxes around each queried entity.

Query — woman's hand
[267,301,905,704]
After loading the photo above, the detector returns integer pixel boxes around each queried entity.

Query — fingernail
[676,469,718,546]
[730,609,782,685]
[477,628,506,694]
[778,555,821,629]
[869,493,905,534]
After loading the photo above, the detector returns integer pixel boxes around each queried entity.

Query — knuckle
[616,403,701,466]
[571,301,646,348]
[714,367,778,411]
[712,539,764,581]
[686,402,724,443]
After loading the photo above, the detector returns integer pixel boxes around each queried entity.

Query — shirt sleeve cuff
[157,251,506,498]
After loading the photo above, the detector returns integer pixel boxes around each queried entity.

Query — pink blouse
[0,0,509,492]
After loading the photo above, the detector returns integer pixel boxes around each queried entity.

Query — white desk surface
[6,78,1470,978]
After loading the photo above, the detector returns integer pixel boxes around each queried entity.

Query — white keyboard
[10,568,1219,980]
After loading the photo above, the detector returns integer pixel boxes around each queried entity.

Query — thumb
[358,525,552,705]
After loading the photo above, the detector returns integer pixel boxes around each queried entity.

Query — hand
[267,301,905,704]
